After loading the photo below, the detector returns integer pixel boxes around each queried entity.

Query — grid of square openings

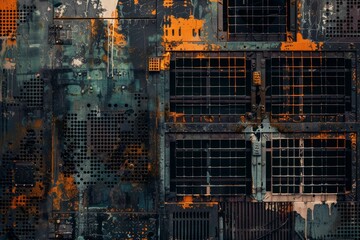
[266,134,352,194]
[223,0,289,41]
[266,53,352,122]
[170,52,251,123]
[170,139,252,196]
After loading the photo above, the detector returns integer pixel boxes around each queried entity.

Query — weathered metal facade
[0,0,359,239]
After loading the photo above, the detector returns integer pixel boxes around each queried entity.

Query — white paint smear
[99,0,118,18]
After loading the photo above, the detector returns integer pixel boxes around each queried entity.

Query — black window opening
[170,139,252,196]
[169,53,252,123]
[223,0,290,41]
[266,134,353,194]
[266,54,353,122]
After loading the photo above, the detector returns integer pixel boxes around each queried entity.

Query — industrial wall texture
[0,0,359,239]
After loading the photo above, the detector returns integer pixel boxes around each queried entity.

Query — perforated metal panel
[1,0,360,239]
[325,0,360,39]
[62,108,150,185]
[0,129,44,239]
[0,5,36,37]
[326,203,360,239]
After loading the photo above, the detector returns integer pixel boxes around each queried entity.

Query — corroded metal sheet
[0,0,360,239]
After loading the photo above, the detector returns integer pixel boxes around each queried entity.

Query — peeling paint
[281,33,323,51]
[163,15,204,42]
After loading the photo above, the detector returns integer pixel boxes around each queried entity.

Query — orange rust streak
[90,19,99,36]
[108,11,126,47]
[310,133,347,139]
[160,52,170,70]
[102,54,108,63]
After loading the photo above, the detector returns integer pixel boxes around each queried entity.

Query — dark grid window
[170,52,251,123]
[223,0,289,41]
[266,54,353,122]
[266,134,352,194]
[170,139,252,196]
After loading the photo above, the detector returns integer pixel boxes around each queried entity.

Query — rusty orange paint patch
[49,173,79,210]
[163,0,173,8]
[167,112,185,122]
[0,0,16,8]
[30,182,45,198]
[281,33,323,51]
[11,195,27,209]
[151,9,156,15]
[163,15,204,42]
[33,119,43,129]
[180,196,193,209]
[161,15,220,51]
[102,54,108,63]
[0,0,17,46]
[134,0,139,5]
